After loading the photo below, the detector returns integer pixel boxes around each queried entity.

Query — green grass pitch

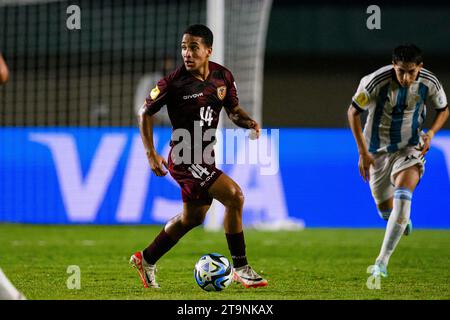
[0,224,449,300]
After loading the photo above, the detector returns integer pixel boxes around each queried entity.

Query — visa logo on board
[28,131,292,228]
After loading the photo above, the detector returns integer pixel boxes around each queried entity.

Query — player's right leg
[208,173,268,288]
[371,200,392,278]
[130,201,210,288]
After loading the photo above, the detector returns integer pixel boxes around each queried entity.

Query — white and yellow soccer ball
[194,253,233,291]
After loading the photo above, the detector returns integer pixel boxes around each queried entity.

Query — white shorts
[369,145,425,204]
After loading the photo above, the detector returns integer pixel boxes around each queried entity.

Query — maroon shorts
[168,148,223,204]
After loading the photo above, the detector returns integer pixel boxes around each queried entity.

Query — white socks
[376,188,412,266]
[0,268,25,300]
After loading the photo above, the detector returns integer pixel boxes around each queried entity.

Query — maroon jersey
[143,61,239,154]
[142,61,239,203]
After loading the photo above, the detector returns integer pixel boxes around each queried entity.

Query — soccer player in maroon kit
[130,25,268,289]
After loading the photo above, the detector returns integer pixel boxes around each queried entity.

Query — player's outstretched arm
[138,106,168,176]
[347,105,374,182]
[226,105,261,139]
[421,106,449,155]
[0,54,9,85]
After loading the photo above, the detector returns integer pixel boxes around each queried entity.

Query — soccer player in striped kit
[129,25,268,289]
[347,44,449,278]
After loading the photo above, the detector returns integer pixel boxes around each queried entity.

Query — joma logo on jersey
[183,92,203,100]
[199,106,213,127]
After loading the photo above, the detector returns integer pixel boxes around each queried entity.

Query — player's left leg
[373,165,420,277]
[208,174,268,288]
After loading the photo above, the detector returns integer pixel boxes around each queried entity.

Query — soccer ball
[194,253,233,291]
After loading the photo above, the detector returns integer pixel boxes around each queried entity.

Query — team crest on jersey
[355,92,369,107]
[217,86,226,100]
[150,86,160,100]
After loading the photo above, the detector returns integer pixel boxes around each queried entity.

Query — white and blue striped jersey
[352,65,448,154]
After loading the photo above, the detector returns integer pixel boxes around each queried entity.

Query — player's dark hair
[392,43,423,65]
[183,24,213,48]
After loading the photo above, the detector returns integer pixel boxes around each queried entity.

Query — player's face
[393,61,423,87]
[181,34,212,72]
